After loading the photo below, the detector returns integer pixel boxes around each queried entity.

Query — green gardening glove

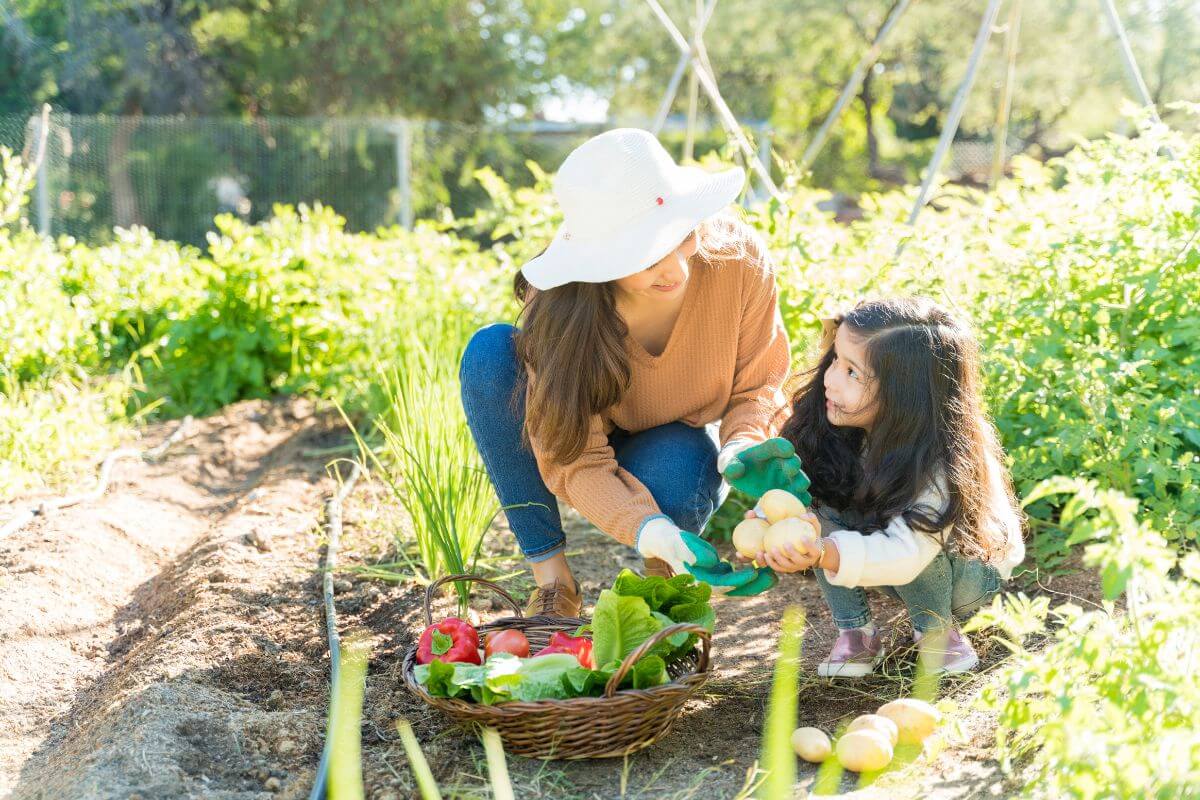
[686,560,767,591]
[637,520,773,594]
[679,530,722,570]
[724,566,779,596]
[679,532,769,593]
[722,438,812,502]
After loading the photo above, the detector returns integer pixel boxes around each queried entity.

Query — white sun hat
[520,128,746,291]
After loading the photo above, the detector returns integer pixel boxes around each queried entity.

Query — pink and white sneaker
[818,628,884,678]
[914,627,979,674]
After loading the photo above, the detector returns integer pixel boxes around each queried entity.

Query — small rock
[264,776,282,792]
[129,794,145,800]
[266,689,284,710]
[245,529,273,552]
[333,578,353,594]
[208,570,229,583]
[375,792,400,800]
[289,401,313,420]
[276,738,298,755]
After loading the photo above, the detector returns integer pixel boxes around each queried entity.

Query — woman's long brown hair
[512,213,755,463]
[779,297,1020,563]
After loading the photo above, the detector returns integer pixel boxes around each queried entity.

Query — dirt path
[1,400,1093,799]
[1,398,338,799]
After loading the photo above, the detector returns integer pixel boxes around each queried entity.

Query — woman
[459,128,808,618]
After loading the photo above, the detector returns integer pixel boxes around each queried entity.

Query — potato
[790,727,831,763]
[759,489,807,523]
[764,517,818,555]
[836,729,894,773]
[877,698,941,745]
[846,714,899,746]
[732,518,770,558]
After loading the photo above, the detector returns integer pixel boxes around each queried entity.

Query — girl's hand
[759,542,820,574]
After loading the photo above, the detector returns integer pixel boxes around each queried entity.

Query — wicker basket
[402,573,712,759]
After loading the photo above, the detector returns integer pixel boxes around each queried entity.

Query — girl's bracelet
[812,537,826,570]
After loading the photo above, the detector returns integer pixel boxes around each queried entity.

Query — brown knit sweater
[525,247,791,545]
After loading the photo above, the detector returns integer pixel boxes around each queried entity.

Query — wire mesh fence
[0,112,779,246]
[1,109,1023,245]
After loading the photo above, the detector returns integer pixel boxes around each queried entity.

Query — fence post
[393,119,413,230]
[33,113,51,236]
[758,124,772,198]
[904,0,1003,228]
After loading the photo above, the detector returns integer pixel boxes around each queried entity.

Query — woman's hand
[637,515,772,593]
[721,437,812,502]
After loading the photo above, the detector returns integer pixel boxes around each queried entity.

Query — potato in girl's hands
[765,516,817,554]
[759,489,808,523]
[759,513,821,572]
[732,517,770,559]
[736,508,822,572]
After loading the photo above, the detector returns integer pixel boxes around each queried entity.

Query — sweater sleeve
[718,249,791,448]
[525,395,661,547]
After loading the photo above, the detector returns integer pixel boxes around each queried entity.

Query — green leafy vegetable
[590,589,664,669]
[430,630,453,656]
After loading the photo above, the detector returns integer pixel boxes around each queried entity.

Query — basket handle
[422,573,523,626]
[603,622,712,698]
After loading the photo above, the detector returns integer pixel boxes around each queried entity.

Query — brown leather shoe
[524,578,584,619]
[642,558,675,579]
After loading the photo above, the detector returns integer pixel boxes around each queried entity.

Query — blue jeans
[459,323,729,563]
[815,551,1002,633]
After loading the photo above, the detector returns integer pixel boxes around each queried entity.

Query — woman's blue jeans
[814,551,1002,633]
[459,323,728,562]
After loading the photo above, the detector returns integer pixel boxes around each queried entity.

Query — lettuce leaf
[590,589,663,668]
[415,653,523,704]
[508,654,581,701]
[611,569,713,621]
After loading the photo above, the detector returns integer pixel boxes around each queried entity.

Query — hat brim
[521,165,746,291]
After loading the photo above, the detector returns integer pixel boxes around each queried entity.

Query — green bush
[968,477,1200,799]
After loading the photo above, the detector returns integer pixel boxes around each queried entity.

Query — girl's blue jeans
[459,323,729,563]
[815,551,1002,633]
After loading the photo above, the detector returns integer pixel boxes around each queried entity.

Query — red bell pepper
[416,618,482,665]
[534,631,594,669]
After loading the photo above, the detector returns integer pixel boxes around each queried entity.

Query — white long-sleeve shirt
[757,459,1024,588]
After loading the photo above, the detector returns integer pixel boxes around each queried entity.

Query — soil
[0,399,1100,800]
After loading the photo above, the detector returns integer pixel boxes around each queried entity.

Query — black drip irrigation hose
[0,415,194,540]
[309,462,362,800]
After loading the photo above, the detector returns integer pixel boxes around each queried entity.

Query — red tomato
[484,629,530,659]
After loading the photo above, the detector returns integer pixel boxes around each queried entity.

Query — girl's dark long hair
[780,297,1018,562]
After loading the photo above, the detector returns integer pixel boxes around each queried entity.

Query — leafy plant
[967,477,1200,799]
[347,325,500,607]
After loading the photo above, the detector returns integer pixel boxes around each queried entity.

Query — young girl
[745,297,1024,677]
